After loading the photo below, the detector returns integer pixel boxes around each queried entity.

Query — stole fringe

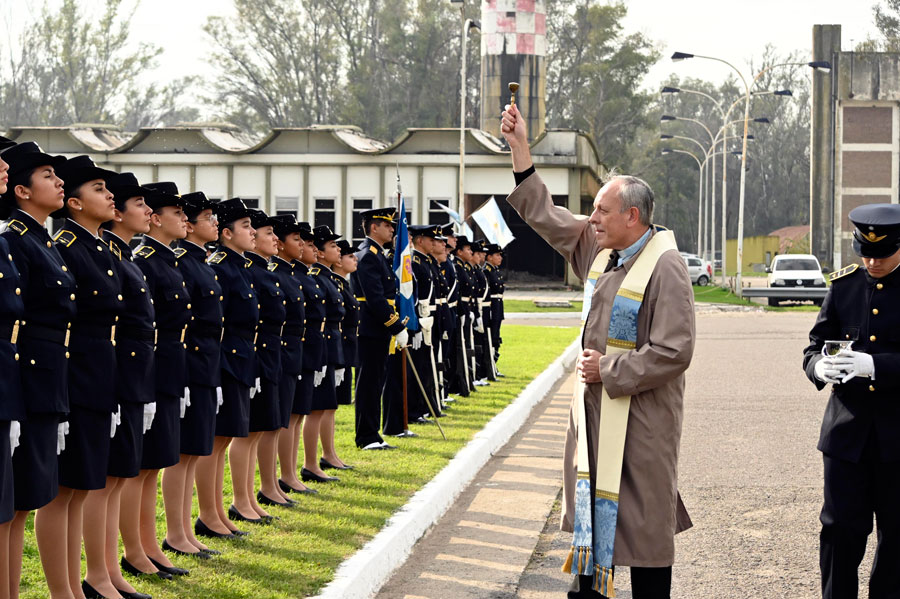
[592,566,615,598]
[561,545,593,576]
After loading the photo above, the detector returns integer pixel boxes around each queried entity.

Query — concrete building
[3,123,604,283]
[811,24,900,269]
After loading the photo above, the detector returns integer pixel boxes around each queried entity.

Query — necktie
[604,250,620,273]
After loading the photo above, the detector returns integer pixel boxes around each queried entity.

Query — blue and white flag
[393,195,418,330]
[461,222,475,240]
[471,197,515,248]
[433,202,463,225]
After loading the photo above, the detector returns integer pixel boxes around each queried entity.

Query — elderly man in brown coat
[500,104,695,598]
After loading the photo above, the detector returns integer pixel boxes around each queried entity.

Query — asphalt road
[376,312,877,598]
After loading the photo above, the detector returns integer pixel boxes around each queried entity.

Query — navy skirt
[58,405,112,491]
[336,367,353,406]
[249,379,281,433]
[310,368,337,412]
[180,385,217,456]
[293,370,315,416]
[108,402,144,478]
[215,372,250,438]
[278,375,297,428]
[0,421,13,524]
[12,413,59,511]
[141,395,180,470]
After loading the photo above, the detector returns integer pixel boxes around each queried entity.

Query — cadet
[102,172,166,591]
[439,225,460,403]
[351,208,407,450]
[450,235,475,396]
[0,142,73,597]
[484,243,505,374]
[133,181,194,575]
[803,203,900,599]
[408,225,440,420]
[0,137,25,597]
[266,215,306,504]
[469,240,491,384]
[175,191,224,554]
[333,240,360,409]
[429,227,453,408]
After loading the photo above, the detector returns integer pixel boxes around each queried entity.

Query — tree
[859,0,900,51]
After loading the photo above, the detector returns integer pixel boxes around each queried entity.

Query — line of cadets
[0,139,505,599]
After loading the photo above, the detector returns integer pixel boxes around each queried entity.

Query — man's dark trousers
[568,567,672,599]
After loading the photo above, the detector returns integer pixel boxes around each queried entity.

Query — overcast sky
[0,0,883,106]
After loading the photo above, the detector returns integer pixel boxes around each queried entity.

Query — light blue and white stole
[564,228,678,597]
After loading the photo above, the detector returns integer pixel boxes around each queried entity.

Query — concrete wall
[725,236,781,274]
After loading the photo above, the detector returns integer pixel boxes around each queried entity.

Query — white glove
[814,357,844,385]
[395,329,409,348]
[475,317,485,333]
[180,387,191,418]
[830,350,876,384]
[57,421,69,455]
[313,366,327,387]
[442,331,449,341]
[411,331,423,350]
[110,404,121,439]
[470,312,477,328]
[9,420,21,456]
[249,377,262,398]
[142,402,157,433]
[334,368,345,386]
[216,387,224,415]
[417,299,430,318]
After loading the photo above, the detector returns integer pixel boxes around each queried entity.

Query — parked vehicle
[681,253,713,286]
[765,254,827,306]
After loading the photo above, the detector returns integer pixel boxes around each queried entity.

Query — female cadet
[302,226,346,482]
[50,156,127,599]
[176,193,225,550]
[197,198,258,535]
[0,136,25,599]
[102,173,164,594]
[132,182,193,577]
[332,240,359,410]
[231,209,283,522]
[266,215,305,504]
[0,143,73,599]
[279,224,327,493]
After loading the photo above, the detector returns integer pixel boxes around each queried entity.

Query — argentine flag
[471,197,515,248]
[393,195,418,330]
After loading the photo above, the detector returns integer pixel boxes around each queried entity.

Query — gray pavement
[375,312,876,598]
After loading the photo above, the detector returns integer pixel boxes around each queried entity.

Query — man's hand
[814,357,844,385]
[830,350,875,383]
[500,104,534,173]
[577,349,604,384]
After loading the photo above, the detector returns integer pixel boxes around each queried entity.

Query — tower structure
[479,0,546,141]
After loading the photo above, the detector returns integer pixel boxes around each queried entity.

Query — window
[314,198,336,231]
[688,258,702,267]
[774,258,819,271]
[276,196,299,217]
[352,198,373,244]
[242,197,260,209]
[429,198,452,226]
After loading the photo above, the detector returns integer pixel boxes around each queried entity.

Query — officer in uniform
[469,240,492,384]
[333,240,360,408]
[439,225,460,403]
[351,208,408,450]
[484,243,505,373]
[450,235,475,395]
[429,227,453,408]
[408,225,440,419]
[803,203,900,599]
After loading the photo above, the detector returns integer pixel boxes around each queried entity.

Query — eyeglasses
[193,215,218,224]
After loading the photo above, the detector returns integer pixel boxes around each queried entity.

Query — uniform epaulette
[369,245,378,254]
[267,262,278,272]
[5,219,27,236]
[173,248,187,259]
[413,255,421,264]
[829,263,859,282]
[309,267,320,276]
[485,264,493,271]
[135,245,155,259]
[208,251,226,265]
[108,242,122,261]
[53,229,77,247]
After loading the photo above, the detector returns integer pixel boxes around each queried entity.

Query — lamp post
[671,52,829,295]
[453,0,480,223]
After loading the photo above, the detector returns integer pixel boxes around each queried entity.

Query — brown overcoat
[507,173,695,567]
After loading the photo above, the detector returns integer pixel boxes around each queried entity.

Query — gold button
[210,290,214,295]
[46,241,52,248]
[97,245,103,252]
[174,294,179,299]
[107,270,113,276]
[15,288,20,295]
[65,352,70,359]
[214,275,218,281]
[182,282,186,287]
[873,309,879,315]
[845,334,850,339]
[141,288,146,293]
[262,343,267,348]
[14,353,19,361]
[870,335,877,342]
[187,303,192,309]
[220,296,224,301]
[248,294,252,298]
[869,385,876,392]
[62,265,67,272]
[877,283,884,290]
[275,283,280,287]
[56,280,61,285]
[93,290,98,296]
[117,294,123,301]
[232,349,237,354]
[112,341,116,347]
[30,359,35,365]
[70,294,75,301]
[131,352,136,357]
[194,346,199,351]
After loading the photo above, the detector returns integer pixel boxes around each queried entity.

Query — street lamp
[671,52,828,295]
[454,2,480,224]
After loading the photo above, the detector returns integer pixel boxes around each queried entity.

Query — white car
[765,254,827,306]
[681,253,712,286]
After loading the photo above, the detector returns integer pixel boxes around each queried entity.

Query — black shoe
[200,547,222,555]
[279,479,319,495]
[257,490,294,507]
[228,505,263,524]
[320,457,354,470]
[194,518,235,540]
[300,468,339,483]
[390,430,418,438]
[120,556,172,580]
[381,442,398,449]
[148,557,189,577]
[81,580,107,599]
[230,529,251,537]
[115,588,152,599]
[162,539,211,560]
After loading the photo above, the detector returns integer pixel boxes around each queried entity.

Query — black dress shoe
[200,547,222,555]
[148,557,189,576]
[82,580,107,599]
[230,528,250,537]
[228,505,263,524]
[162,539,211,560]
[301,467,339,483]
[320,457,354,470]
[257,490,294,507]
[115,588,152,599]
[195,518,235,540]
[120,556,172,580]
[279,479,318,495]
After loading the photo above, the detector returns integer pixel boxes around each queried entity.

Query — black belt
[116,324,155,343]
[70,322,116,341]
[188,322,223,339]
[225,325,256,342]
[258,322,284,336]
[0,320,20,344]
[283,325,304,336]
[19,322,70,347]
[157,326,187,343]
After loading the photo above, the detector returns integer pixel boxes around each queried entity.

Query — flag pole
[395,164,410,433]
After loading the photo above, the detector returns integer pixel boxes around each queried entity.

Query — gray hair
[609,174,654,226]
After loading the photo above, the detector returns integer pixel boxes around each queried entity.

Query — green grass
[504,299,582,313]
[692,285,821,311]
[18,325,579,599]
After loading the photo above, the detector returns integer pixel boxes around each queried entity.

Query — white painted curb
[310,338,580,599]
